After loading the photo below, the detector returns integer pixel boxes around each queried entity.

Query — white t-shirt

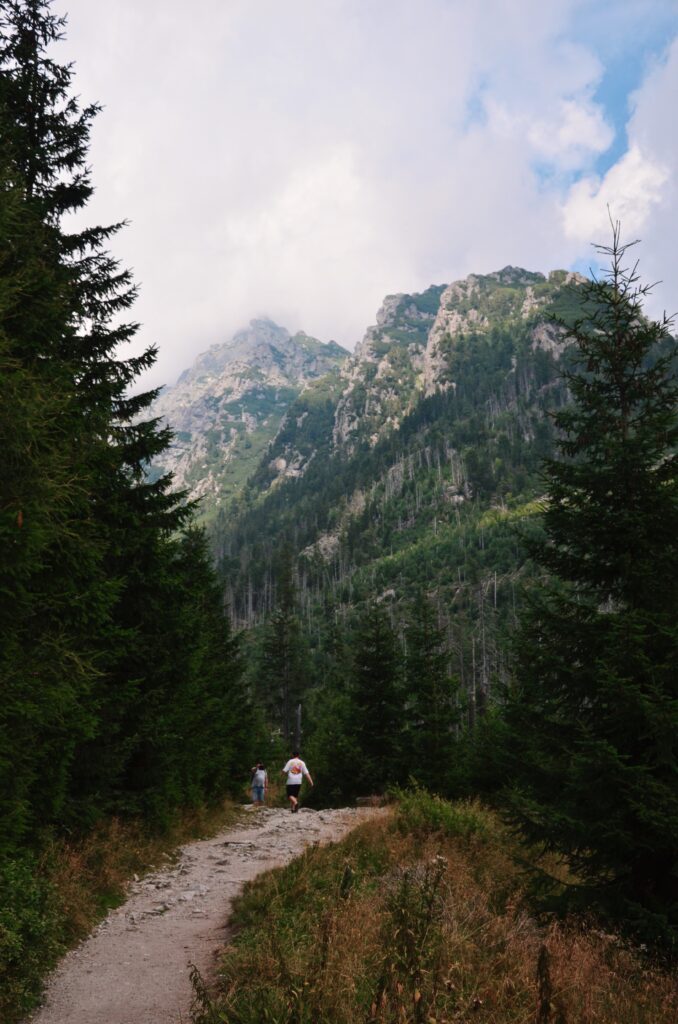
[251,768,267,787]
[283,758,308,785]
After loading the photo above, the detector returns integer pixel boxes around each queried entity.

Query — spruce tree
[504,224,678,946]
[117,528,251,819]
[348,602,405,795]
[403,594,459,792]
[304,601,359,805]
[0,1,253,838]
[259,548,309,743]
[0,146,106,848]
[0,0,187,830]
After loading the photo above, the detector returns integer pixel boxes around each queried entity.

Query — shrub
[0,801,240,1022]
[393,787,499,841]
[0,854,63,1021]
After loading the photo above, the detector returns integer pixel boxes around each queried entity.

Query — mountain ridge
[257,266,585,491]
[150,318,348,516]
[153,267,587,519]
[208,265,586,640]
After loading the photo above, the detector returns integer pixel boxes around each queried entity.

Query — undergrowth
[0,799,241,1023]
[191,792,678,1024]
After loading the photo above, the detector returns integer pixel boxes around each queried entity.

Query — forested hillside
[215,269,582,608]
[208,245,678,949]
[210,268,582,736]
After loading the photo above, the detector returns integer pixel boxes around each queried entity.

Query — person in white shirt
[281,750,313,812]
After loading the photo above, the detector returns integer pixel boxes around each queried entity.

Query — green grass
[191,796,678,1024]
[392,787,500,841]
[0,801,242,1023]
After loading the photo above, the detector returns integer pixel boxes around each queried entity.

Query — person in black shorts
[281,750,313,812]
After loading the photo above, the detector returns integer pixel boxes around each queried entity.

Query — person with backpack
[281,750,313,812]
[250,761,268,806]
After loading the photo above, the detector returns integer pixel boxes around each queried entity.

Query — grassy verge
[1,799,242,1023]
[192,793,678,1024]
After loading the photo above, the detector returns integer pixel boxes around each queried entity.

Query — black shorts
[286,783,301,798]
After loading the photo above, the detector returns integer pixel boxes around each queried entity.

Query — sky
[53,0,678,390]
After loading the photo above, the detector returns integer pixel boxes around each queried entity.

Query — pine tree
[0,0,186,831]
[171,529,251,802]
[0,1,253,838]
[403,594,459,792]
[503,224,678,946]
[115,528,251,820]
[258,547,309,743]
[0,142,107,848]
[304,601,359,805]
[348,602,405,795]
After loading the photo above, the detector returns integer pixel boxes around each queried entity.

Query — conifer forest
[1,2,677,1021]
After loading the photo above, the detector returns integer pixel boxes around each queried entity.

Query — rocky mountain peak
[176,318,309,388]
[375,294,407,326]
[150,320,347,519]
[487,266,547,286]
[331,266,583,448]
[154,266,588,515]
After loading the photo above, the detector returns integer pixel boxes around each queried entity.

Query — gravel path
[28,806,374,1024]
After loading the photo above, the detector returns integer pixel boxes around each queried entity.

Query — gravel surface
[27,805,374,1024]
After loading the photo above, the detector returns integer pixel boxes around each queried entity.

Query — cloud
[562,146,669,238]
[52,0,678,387]
[561,35,678,316]
[527,99,614,168]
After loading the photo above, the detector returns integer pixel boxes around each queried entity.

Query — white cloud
[562,145,669,239]
[622,37,678,319]
[528,98,614,167]
[50,0,678,387]
[561,36,678,316]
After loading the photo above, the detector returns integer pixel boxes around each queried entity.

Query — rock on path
[28,806,375,1024]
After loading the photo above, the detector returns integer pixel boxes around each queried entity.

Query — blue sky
[577,2,678,175]
[56,0,678,384]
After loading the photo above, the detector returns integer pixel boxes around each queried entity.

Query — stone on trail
[28,806,378,1024]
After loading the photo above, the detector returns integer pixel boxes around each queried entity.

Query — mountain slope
[252,268,582,490]
[150,319,347,520]
[206,266,586,710]
[218,269,580,530]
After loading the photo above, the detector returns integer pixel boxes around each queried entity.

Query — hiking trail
[28,805,374,1024]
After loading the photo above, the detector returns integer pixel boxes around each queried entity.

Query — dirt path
[28,806,374,1024]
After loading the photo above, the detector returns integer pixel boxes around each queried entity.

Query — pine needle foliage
[503,223,678,949]
[348,602,405,795]
[0,0,254,842]
[403,592,460,790]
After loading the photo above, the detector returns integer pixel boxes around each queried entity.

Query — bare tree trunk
[295,703,302,750]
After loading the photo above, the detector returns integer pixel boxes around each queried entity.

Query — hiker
[250,761,268,806]
[281,750,313,812]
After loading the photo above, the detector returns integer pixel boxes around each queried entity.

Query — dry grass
[192,803,678,1024]
[0,799,243,1023]
[46,799,243,942]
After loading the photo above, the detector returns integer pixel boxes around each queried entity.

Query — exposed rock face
[531,321,567,355]
[332,285,445,450]
[424,276,485,396]
[301,531,341,562]
[174,319,343,390]
[328,266,578,453]
[155,268,586,515]
[151,318,347,518]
